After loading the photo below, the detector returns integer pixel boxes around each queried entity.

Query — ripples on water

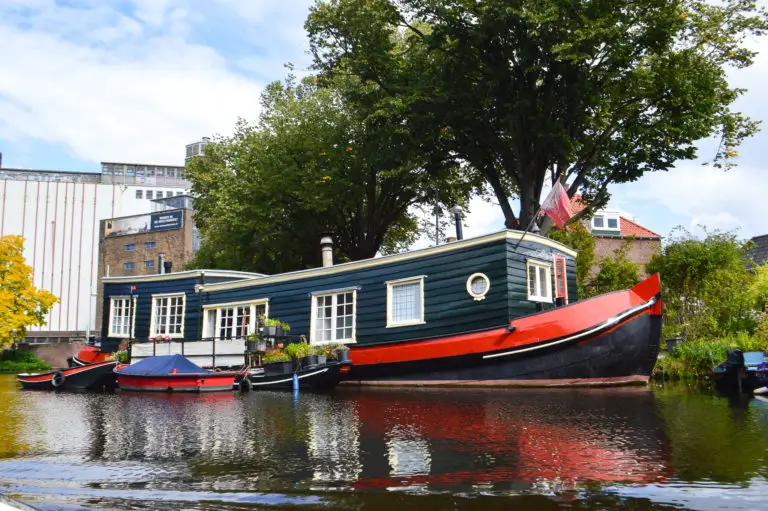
[0,376,767,510]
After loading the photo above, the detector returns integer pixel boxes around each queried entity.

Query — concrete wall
[591,237,662,278]
[0,173,189,336]
[20,340,83,368]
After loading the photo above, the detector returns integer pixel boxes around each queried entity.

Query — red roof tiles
[619,217,660,238]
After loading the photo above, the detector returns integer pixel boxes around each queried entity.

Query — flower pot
[336,350,350,363]
[264,361,294,376]
[316,355,327,366]
[246,340,265,352]
[263,326,278,337]
[301,355,319,368]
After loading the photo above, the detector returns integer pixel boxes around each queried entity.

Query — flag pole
[513,208,542,251]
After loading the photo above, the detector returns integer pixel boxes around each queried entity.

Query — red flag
[541,181,573,229]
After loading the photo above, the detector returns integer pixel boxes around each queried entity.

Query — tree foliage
[584,241,641,298]
[306,0,767,232]
[0,236,58,348]
[646,230,757,338]
[186,76,476,273]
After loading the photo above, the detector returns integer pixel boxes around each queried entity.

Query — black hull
[712,368,768,395]
[17,361,119,391]
[243,362,349,391]
[346,313,660,385]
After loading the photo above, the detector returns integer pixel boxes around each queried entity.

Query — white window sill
[527,297,553,304]
[386,320,426,328]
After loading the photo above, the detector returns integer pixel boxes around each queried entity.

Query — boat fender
[51,370,66,388]
[239,376,252,392]
[507,325,517,333]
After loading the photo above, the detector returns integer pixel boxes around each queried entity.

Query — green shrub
[262,351,290,364]
[283,342,312,360]
[0,350,51,373]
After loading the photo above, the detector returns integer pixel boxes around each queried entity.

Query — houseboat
[100,230,661,386]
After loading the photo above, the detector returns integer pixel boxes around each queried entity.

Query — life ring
[238,376,252,393]
[51,371,66,388]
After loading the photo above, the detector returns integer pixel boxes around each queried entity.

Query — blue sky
[2,0,768,242]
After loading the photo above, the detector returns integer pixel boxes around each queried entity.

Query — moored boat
[115,354,241,392]
[100,230,661,387]
[240,360,352,391]
[16,360,119,391]
[712,350,768,395]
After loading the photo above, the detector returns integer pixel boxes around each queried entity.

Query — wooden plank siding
[101,232,578,346]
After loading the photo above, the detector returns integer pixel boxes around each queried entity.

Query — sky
[1,0,768,243]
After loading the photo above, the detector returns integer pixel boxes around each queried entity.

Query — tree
[307,0,767,232]
[584,241,641,298]
[0,236,58,348]
[186,76,475,274]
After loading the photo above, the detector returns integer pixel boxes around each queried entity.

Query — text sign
[150,211,183,232]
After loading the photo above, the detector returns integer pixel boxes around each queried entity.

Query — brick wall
[591,236,661,278]
[96,209,195,334]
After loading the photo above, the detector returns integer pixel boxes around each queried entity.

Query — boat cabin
[101,230,577,365]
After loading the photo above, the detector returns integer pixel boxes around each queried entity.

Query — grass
[653,333,768,380]
[0,349,51,374]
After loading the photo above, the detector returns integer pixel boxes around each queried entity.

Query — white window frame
[592,214,620,231]
[386,276,425,328]
[527,260,552,303]
[150,292,186,338]
[201,299,269,340]
[108,296,132,338]
[310,288,357,344]
[466,273,491,301]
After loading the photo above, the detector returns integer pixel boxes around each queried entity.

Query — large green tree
[306,0,767,231]
[186,76,474,274]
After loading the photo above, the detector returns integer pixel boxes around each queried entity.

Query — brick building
[587,209,661,277]
[95,195,198,335]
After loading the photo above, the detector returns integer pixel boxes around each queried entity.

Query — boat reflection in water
[82,388,669,493]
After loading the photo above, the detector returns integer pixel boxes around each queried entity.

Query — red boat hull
[116,371,238,392]
[345,274,662,386]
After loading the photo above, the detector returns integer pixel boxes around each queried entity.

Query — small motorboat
[115,354,242,392]
[239,360,352,391]
[16,360,119,391]
[712,350,768,395]
[67,343,113,367]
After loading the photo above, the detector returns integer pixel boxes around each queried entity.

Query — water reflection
[1,376,768,510]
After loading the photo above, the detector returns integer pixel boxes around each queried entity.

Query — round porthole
[466,273,490,301]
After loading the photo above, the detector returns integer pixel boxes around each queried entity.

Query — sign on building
[105,210,184,237]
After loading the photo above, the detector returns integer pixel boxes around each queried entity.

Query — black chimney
[0,152,3,168]
[163,261,173,274]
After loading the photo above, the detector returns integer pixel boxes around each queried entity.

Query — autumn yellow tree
[0,235,58,348]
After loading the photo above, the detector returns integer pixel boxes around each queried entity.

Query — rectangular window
[145,241,155,250]
[593,216,604,228]
[125,244,134,251]
[146,190,153,200]
[151,294,185,337]
[166,191,174,198]
[527,260,552,303]
[607,217,619,229]
[109,297,132,337]
[311,290,355,343]
[123,262,134,271]
[202,301,268,340]
[386,276,425,327]
[553,255,568,303]
[144,260,155,269]
[135,190,143,199]
[176,191,183,196]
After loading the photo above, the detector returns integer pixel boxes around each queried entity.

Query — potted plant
[262,349,293,375]
[284,341,315,368]
[261,317,291,338]
[246,333,267,352]
[334,343,350,363]
[313,344,334,365]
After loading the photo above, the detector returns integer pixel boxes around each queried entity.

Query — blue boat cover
[745,352,767,369]
[118,354,209,376]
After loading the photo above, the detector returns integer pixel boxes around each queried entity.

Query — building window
[607,217,619,229]
[135,190,143,199]
[311,290,356,343]
[202,300,268,339]
[166,191,174,198]
[151,293,185,337]
[144,260,155,269]
[593,214,620,231]
[145,241,155,250]
[386,276,425,327]
[466,273,491,301]
[553,255,568,304]
[527,260,552,303]
[123,262,134,271]
[125,244,134,251]
[593,215,604,228]
[176,191,183,196]
[109,297,132,337]
[146,190,153,200]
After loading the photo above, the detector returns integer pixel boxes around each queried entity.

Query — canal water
[1,376,766,510]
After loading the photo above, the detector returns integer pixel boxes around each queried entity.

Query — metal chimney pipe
[320,235,333,267]
[452,206,464,241]
[158,253,166,275]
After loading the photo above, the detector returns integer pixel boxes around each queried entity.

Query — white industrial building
[0,144,204,342]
